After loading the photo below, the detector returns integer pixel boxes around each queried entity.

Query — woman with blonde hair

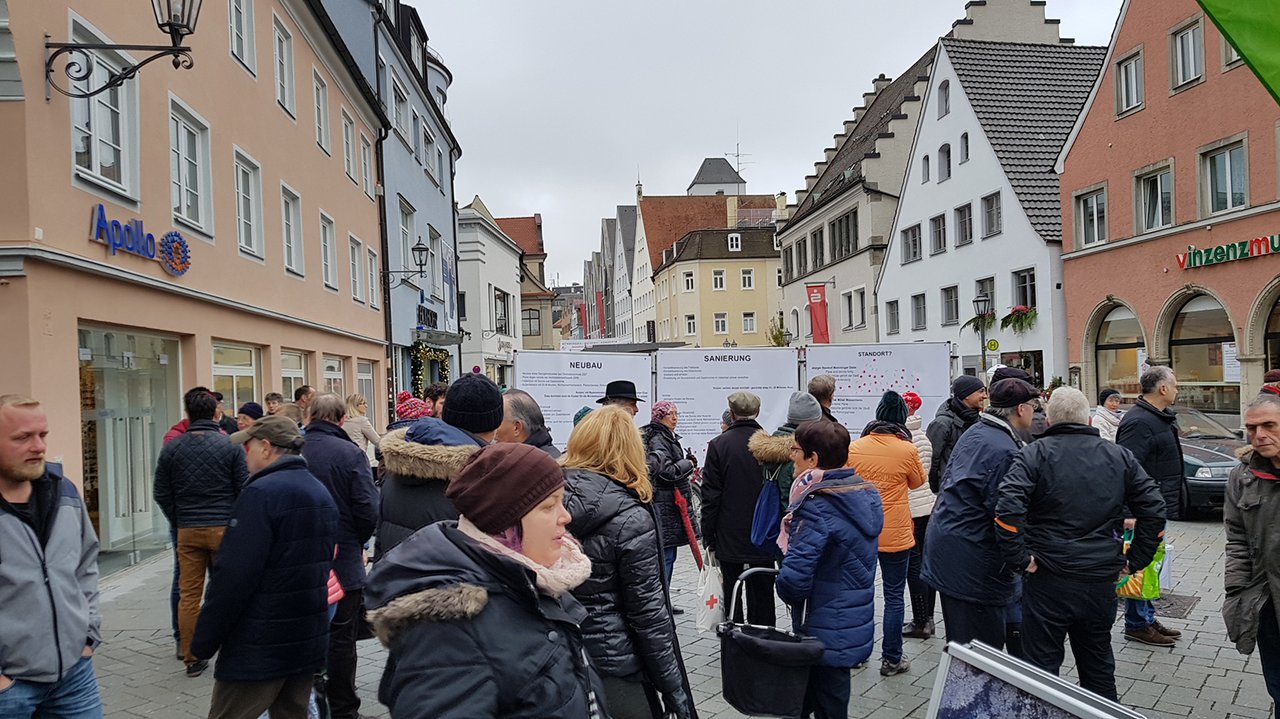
[561,406,696,719]
[342,393,381,451]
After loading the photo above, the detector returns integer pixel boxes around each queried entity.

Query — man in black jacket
[995,387,1165,701]
[702,391,775,625]
[302,393,379,719]
[495,389,560,457]
[1116,365,1184,647]
[808,374,840,424]
[153,389,248,677]
[926,375,987,493]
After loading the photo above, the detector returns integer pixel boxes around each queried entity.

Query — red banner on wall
[806,284,831,344]
[595,291,606,336]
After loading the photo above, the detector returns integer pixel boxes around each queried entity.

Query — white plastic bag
[695,549,724,633]
[1159,542,1174,592]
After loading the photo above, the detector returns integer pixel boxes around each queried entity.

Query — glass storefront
[1267,301,1280,373]
[281,350,307,400]
[213,344,258,412]
[1170,295,1240,416]
[78,326,179,575]
[1096,306,1144,399]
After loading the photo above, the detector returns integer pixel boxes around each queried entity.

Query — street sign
[986,339,1000,352]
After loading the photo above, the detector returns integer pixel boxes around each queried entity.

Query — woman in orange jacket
[847,391,927,676]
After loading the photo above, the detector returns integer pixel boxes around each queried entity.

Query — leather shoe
[902,620,933,639]
[1152,621,1182,638]
[1124,625,1175,647]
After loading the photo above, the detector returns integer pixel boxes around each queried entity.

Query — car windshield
[1172,407,1237,440]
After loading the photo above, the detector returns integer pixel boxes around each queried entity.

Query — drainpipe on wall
[370,3,396,416]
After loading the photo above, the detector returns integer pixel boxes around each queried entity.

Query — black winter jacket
[925,398,980,493]
[191,455,339,681]
[701,419,773,563]
[153,419,249,528]
[365,522,606,719]
[525,426,562,458]
[1117,398,1184,517]
[640,422,697,550]
[302,420,379,590]
[374,421,482,560]
[562,469,696,719]
[994,423,1166,580]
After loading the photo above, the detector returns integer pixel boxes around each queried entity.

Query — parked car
[1170,405,1245,518]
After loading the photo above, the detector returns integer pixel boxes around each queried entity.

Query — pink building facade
[1058,0,1280,426]
[0,0,387,564]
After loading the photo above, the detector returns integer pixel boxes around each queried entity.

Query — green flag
[1198,0,1280,106]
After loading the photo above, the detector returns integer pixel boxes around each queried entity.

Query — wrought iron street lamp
[45,0,204,99]
[387,238,430,289]
[722,339,738,348]
[973,292,992,373]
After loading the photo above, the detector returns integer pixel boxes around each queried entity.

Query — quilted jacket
[153,419,249,528]
[905,415,935,518]
[640,422,697,550]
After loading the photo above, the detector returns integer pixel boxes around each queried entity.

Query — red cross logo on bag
[705,594,720,610]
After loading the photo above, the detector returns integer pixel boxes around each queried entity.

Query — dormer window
[728,233,742,252]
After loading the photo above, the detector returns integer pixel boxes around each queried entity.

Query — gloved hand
[663,687,696,719]
[674,459,694,478]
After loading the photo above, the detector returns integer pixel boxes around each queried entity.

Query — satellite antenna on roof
[724,142,754,174]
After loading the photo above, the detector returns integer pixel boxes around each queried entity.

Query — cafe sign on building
[1177,233,1280,270]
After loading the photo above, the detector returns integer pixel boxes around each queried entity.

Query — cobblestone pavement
[96,514,1273,718]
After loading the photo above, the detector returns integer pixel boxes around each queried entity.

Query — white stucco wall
[457,209,523,381]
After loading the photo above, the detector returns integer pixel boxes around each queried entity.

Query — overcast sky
[407,0,1124,286]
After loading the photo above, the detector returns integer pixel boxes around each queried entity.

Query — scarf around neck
[458,516,592,598]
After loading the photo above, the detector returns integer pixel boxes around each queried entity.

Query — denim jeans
[879,550,911,663]
[1256,599,1280,707]
[801,664,851,719]
[663,547,677,584]
[0,656,102,718]
[1124,599,1156,630]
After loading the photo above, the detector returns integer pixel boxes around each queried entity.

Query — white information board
[805,342,952,433]
[1223,342,1241,383]
[513,350,653,450]
[655,347,799,463]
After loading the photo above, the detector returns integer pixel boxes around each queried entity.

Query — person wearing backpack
[749,392,825,503]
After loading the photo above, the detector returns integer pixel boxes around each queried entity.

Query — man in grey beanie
[749,391,823,505]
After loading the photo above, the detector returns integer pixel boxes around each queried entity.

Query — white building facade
[457,197,523,385]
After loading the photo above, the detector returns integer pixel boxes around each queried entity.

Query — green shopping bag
[1116,529,1164,600]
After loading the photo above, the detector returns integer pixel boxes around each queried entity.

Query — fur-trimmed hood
[378,427,479,484]
[749,429,795,464]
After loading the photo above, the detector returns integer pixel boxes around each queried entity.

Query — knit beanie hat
[446,444,565,534]
[237,402,264,420]
[952,375,986,401]
[396,390,413,404]
[573,406,594,426]
[396,397,431,421]
[651,401,677,424]
[1097,388,1120,406]
[442,374,504,434]
[786,391,822,424]
[1265,369,1280,383]
[875,391,909,425]
[902,391,923,414]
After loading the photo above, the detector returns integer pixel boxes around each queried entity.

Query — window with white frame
[685,314,696,336]
[842,290,854,329]
[411,111,420,158]
[776,267,784,287]
[70,27,135,194]
[714,313,728,334]
[323,355,344,396]
[360,136,374,196]
[976,277,995,311]
[367,249,379,307]
[831,210,857,258]
[229,0,256,71]
[281,186,302,274]
[1078,189,1107,246]
[458,291,467,321]
[886,301,900,334]
[728,233,741,252]
[234,150,262,255]
[436,147,445,184]
[391,78,408,135]
[981,192,1003,237]
[942,286,959,326]
[356,360,376,426]
[428,225,443,296]
[213,344,259,412]
[1138,168,1172,231]
[960,133,969,163]
[911,293,927,330]
[938,80,950,118]
[1224,38,1241,66]
[341,111,355,179]
[1172,23,1204,88]
[320,212,337,288]
[1117,53,1144,112]
[170,103,211,231]
[682,271,694,292]
[313,72,329,151]
[741,268,754,290]
[1205,143,1246,213]
[522,309,540,337]
[743,312,756,333]
[349,237,363,301]
[398,198,415,273]
[811,228,825,267]
[796,237,808,274]
[938,144,951,181]
[930,215,947,254]
[955,203,973,246]
[273,18,294,113]
[280,350,306,399]
[856,289,867,328]
[493,289,510,335]
[901,224,922,263]
[922,155,931,183]
[712,269,726,291]
[423,125,437,179]
[1014,268,1037,309]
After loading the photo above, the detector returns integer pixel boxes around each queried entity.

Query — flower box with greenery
[960,311,997,335]
[1000,305,1037,334]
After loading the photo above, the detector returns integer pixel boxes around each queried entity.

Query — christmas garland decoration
[410,340,452,396]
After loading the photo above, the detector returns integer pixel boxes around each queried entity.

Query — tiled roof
[687,158,746,190]
[637,195,775,274]
[656,228,778,272]
[494,216,542,256]
[617,205,637,277]
[784,48,936,230]
[943,38,1105,243]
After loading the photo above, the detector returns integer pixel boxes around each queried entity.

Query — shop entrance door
[78,328,179,574]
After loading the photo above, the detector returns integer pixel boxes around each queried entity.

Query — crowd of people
[3,362,1280,718]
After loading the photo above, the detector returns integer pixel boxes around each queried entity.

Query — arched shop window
[1170,295,1240,415]
[1095,306,1144,398]
[1267,300,1280,372]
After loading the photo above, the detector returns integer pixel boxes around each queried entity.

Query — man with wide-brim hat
[596,380,644,417]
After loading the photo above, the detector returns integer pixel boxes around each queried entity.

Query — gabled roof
[616,205,637,277]
[687,158,746,190]
[944,37,1106,243]
[656,228,778,273]
[783,48,937,231]
[494,215,543,257]
[637,195,775,273]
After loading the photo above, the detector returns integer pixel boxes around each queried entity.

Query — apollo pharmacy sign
[1177,234,1280,270]
[89,204,192,276]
